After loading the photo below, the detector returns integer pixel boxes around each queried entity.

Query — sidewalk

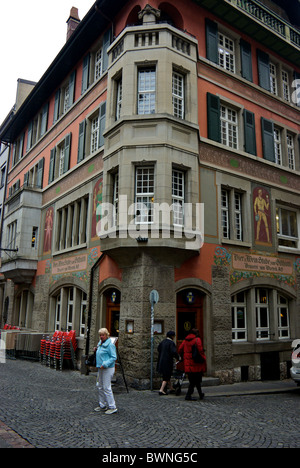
[199,377,298,397]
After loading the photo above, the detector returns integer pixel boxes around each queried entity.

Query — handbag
[192,340,205,364]
[86,352,96,367]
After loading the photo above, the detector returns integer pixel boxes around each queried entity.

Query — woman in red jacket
[178,328,206,401]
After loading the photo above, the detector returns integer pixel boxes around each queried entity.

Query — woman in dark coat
[178,328,206,400]
[157,331,179,395]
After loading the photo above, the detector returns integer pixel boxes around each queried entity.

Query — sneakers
[94,406,107,412]
[105,408,118,415]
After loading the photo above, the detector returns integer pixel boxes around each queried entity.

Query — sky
[0,0,94,125]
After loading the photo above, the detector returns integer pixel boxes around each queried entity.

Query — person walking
[94,328,118,414]
[157,330,179,395]
[178,328,206,401]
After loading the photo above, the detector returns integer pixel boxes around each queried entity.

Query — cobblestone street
[0,359,299,449]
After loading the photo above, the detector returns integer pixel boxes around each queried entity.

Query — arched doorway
[104,288,121,338]
[176,288,204,346]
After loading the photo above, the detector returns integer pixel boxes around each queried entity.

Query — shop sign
[52,254,87,274]
[232,252,293,275]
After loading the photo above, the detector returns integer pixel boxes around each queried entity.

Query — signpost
[149,289,159,390]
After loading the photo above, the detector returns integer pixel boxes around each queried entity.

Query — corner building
[0,0,299,387]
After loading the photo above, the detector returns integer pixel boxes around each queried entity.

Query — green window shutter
[257,50,270,91]
[81,54,90,94]
[207,93,221,142]
[102,28,112,72]
[98,102,106,148]
[261,117,275,162]
[49,147,56,183]
[40,103,49,136]
[63,133,71,173]
[68,71,76,108]
[26,122,33,151]
[77,120,86,162]
[53,89,61,123]
[37,158,45,188]
[243,109,256,155]
[205,18,218,64]
[240,39,253,82]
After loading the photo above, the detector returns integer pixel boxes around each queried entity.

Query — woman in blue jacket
[94,328,117,414]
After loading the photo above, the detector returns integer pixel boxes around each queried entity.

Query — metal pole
[150,300,154,390]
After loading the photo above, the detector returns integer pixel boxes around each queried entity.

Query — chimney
[66,7,80,41]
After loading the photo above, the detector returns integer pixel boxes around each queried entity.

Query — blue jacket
[96,338,117,369]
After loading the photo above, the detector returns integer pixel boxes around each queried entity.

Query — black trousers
[186,372,203,397]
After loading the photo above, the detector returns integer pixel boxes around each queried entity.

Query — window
[55,196,89,252]
[277,294,290,339]
[12,134,24,165]
[274,127,282,165]
[116,78,122,121]
[31,227,38,248]
[0,166,6,188]
[16,290,34,329]
[256,288,270,340]
[53,287,87,335]
[221,189,230,239]
[94,47,103,81]
[7,220,18,251]
[135,166,154,223]
[218,32,235,73]
[77,102,106,163]
[81,29,111,94]
[282,69,291,101]
[138,68,156,115]
[80,291,87,337]
[220,105,238,149]
[24,158,44,189]
[269,61,277,95]
[221,188,244,241]
[172,71,184,119]
[49,134,71,183]
[53,71,76,123]
[287,133,295,170]
[172,169,184,225]
[232,292,247,341]
[112,171,119,226]
[276,207,298,248]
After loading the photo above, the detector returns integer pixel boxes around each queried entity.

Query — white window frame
[172,169,184,226]
[220,104,238,149]
[269,61,278,95]
[116,78,122,121]
[221,188,230,239]
[218,32,235,73]
[232,292,247,342]
[138,68,156,115]
[172,71,185,119]
[255,288,270,341]
[90,115,100,154]
[94,47,103,81]
[274,126,282,165]
[135,166,154,224]
[277,293,290,339]
[276,206,299,249]
[287,133,295,170]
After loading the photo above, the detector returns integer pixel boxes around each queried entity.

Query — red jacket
[178,334,206,373]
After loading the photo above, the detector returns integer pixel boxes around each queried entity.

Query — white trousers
[97,367,116,409]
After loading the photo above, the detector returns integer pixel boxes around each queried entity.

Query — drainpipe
[85,252,105,356]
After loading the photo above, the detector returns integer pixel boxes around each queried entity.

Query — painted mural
[43,207,54,254]
[253,186,272,246]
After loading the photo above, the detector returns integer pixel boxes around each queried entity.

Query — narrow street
[0,358,299,450]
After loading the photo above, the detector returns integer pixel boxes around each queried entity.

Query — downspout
[85,252,105,356]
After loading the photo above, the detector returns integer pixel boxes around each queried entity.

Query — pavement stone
[0,358,299,449]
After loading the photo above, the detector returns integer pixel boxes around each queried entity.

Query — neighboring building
[0,0,299,387]
[0,79,36,327]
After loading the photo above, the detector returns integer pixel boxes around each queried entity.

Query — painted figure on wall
[91,178,103,239]
[43,207,54,253]
[253,187,272,245]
